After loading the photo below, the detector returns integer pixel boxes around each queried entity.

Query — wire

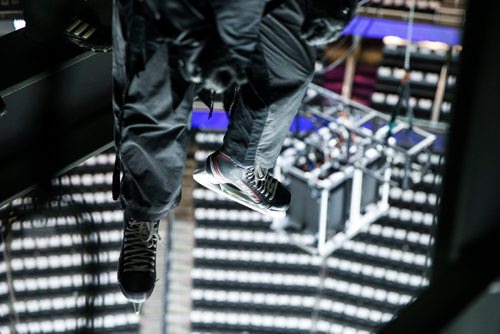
[386,0,416,139]
[319,41,358,74]
[317,14,373,74]
[404,0,417,71]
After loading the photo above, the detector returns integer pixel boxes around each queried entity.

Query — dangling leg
[194,0,316,216]
[113,0,195,305]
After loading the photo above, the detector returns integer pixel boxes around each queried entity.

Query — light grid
[0,151,140,334]
[190,131,442,334]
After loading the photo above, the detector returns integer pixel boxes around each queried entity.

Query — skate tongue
[254,165,267,181]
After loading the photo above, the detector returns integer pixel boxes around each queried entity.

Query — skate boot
[193,150,291,217]
[117,216,160,314]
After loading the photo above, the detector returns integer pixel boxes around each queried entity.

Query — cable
[385,0,416,140]
[404,0,417,71]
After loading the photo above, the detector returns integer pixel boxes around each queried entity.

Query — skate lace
[245,166,279,200]
[123,219,161,272]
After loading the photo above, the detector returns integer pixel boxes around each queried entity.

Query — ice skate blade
[193,169,287,218]
[132,302,142,315]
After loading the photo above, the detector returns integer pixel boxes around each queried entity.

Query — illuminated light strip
[82,153,115,166]
[193,248,426,286]
[342,239,427,267]
[9,271,118,293]
[82,27,97,39]
[9,210,123,231]
[190,310,313,330]
[9,250,120,272]
[194,150,213,163]
[66,19,82,33]
[364,223,431,245]
[194,225,428,265]
[390,167,442,185]
[9,313,139,334]
[194,132,225,144]
[194,226,427,266]
[7,292,129,316]
[193,247,426,287]
[13,19,26,30]
[386,206,435,226]
[194,207,273,223]
[192,268,320,287]
[73,22,90,36]
[10,230,122,251]
[191,288,394,322]
[193,247,322,266]
[194,227,312,245]
[56,191,115,204]
[193,188,228,201]
[57,172,113,186]
[192,288,317,307]
[190,310,375,333]
[191,269,412,305]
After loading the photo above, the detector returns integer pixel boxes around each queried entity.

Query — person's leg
[194,0,315,216]
[113,0,194,305]
[221,0,316,169]
[114,0,195,223]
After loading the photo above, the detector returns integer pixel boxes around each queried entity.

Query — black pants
[113,0,316,221]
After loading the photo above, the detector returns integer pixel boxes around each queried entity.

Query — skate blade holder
[193,169,287,218]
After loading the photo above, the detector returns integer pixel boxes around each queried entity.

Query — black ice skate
[118,216,160,314]
[193,150,291,217]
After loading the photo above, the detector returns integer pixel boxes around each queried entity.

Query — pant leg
[221,0,316,169]
[113,0,195,221]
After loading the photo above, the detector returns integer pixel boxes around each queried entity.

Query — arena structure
[1,1,499,334]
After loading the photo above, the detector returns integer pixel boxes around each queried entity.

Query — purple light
[343,17,462,45]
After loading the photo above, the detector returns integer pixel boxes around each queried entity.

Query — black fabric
[113,0,315,221]
[23,0,86,43]
[114,0,195,220]
[222,0,315,167]
[301,0,356,46]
